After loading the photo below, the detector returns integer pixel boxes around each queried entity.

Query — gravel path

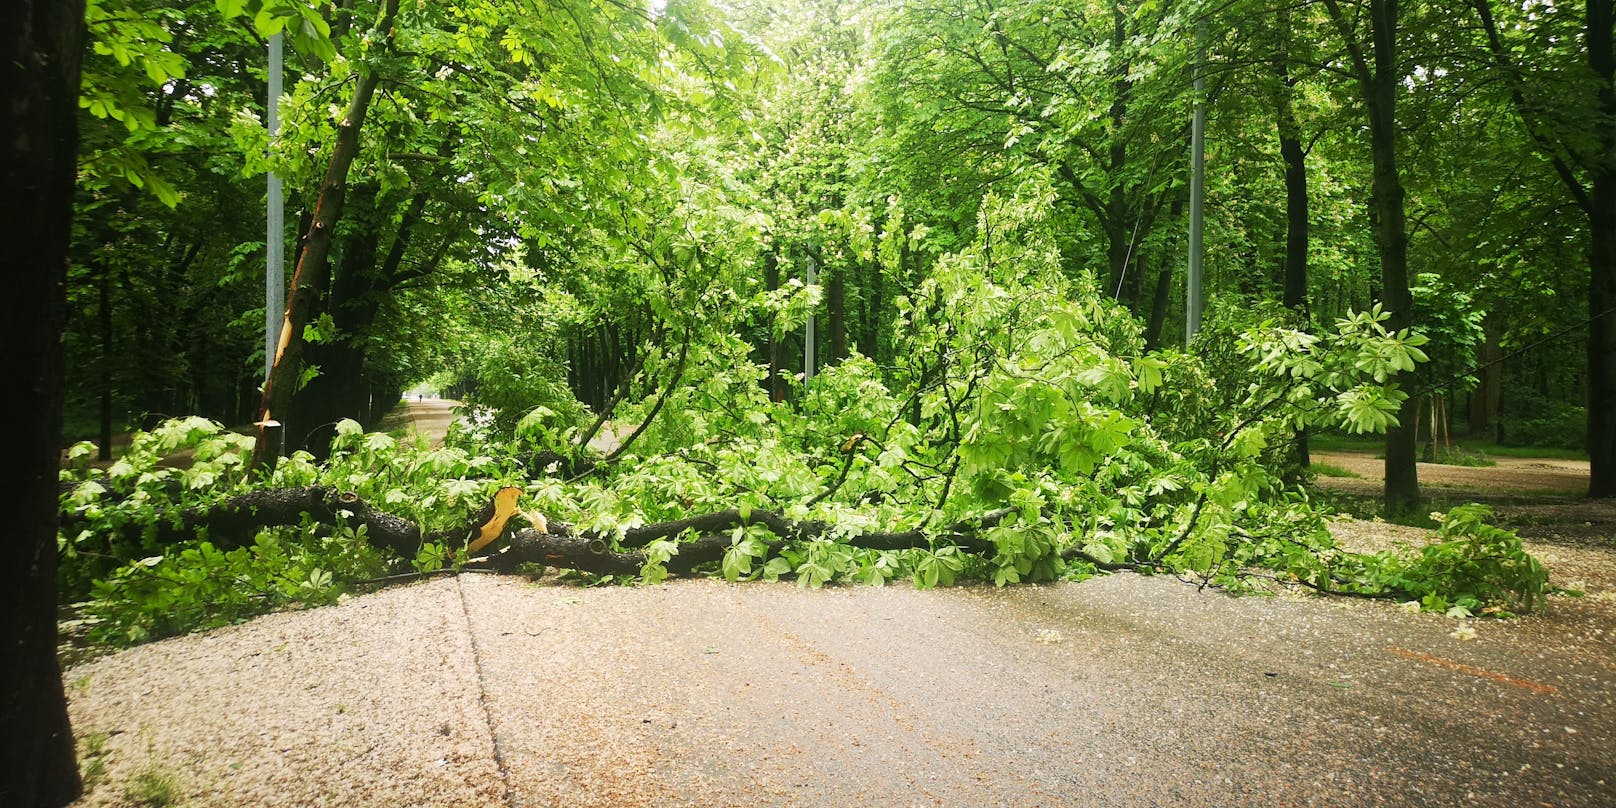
[67,570,1616,807]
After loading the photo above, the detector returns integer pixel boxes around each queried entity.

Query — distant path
[375,399,626,454]
[375,397,461,448]
[1313,449,1590,498]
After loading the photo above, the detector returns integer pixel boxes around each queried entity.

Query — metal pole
[1185,38,1206,345]
[804,251,817,382]
[265,33,284,380]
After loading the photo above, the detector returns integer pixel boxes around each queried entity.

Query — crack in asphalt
[457,575,518,808]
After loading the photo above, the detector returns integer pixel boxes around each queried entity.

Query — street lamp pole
[265,33,284,380]
[1186,40,1206,345]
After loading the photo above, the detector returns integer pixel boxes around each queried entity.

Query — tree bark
[1585,0,1615,497]
[765,253,784,402]
[1276,39,1311,469]
[250,0,401,473]
[1324,0,1420,515]
[1277,71,1309,319]
[97,260,113,461]
[1143,265,1172,351]
[62,489,1135,580]
[1470,0,1614,495]
[827,263,847,363]
[1468,318,1503,436]
[2,0,85,804]
[295,186,380,456]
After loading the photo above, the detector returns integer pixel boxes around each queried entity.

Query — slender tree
[2,0,86,804]
[251,0,401,471]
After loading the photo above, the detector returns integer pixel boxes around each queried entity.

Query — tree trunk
[1471,0,1613,494]
[97,261,113,461]
[1326,0,1420,514]
[1589,180,1615,496]
[1586,0,1615,497]
[765,253,784,402]
[1107,6,1135,310]
[1276,37,1311,469]
[1141,267,1170,350]
[1469,318,1503,436]
[295,186,380,456]
[827,264,847,363]
[1369,61,1421,514]
[1277,69,1309,319]
[250,0,401,473]
[860,254,884,362]
[1,0,85,804]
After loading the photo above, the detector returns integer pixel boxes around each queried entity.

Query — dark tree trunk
[1277,73,1309,319]
[295,186,382,456]
[1276,33,1311,469]
[97,260,113,461]
[1586,0,1615,497]
[251,0,400,472]
[1105,6,1139,313]
[1471,0,1613,494]
[765,253,784,402]
[1326,0,1420,514]
[860,254,884,362]
[1,0,85,804]
[1367,7,1421,516]
[1469,318,1503,436]
[827,265,847,363]
[1590,181,1615,496]
[1144,264,1172,351]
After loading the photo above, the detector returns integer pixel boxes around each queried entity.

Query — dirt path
[1312,449,1590,498]
[375,397,462,448]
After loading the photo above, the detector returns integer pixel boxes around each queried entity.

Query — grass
[79,732,110,790]
[1310,432,1587,462]
[1453,441,1587,461]
[1428,447,1496,467]
[1309,433,1383,453]
[1310,462,1361,479]
[125,765,181,807]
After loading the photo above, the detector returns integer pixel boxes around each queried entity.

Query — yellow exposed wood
[520,509,549,534]
[467,486,523,554]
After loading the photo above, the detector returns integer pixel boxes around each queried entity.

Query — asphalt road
[66,572,1616,807]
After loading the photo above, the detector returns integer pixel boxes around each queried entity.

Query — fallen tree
[60,483,1131,580]
[57,272,1553,648]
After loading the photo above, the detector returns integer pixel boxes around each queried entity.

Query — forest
[4,0,1613,802]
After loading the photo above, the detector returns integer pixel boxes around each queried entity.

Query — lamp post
[265,32,284,380]
[1186,36,1206,345]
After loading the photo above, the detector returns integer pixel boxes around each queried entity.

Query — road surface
[66,571,1615,806]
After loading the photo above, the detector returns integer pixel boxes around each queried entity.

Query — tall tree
[1470,0,1616,496]
[2,0,86,804]
[1321,0,1422,514]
